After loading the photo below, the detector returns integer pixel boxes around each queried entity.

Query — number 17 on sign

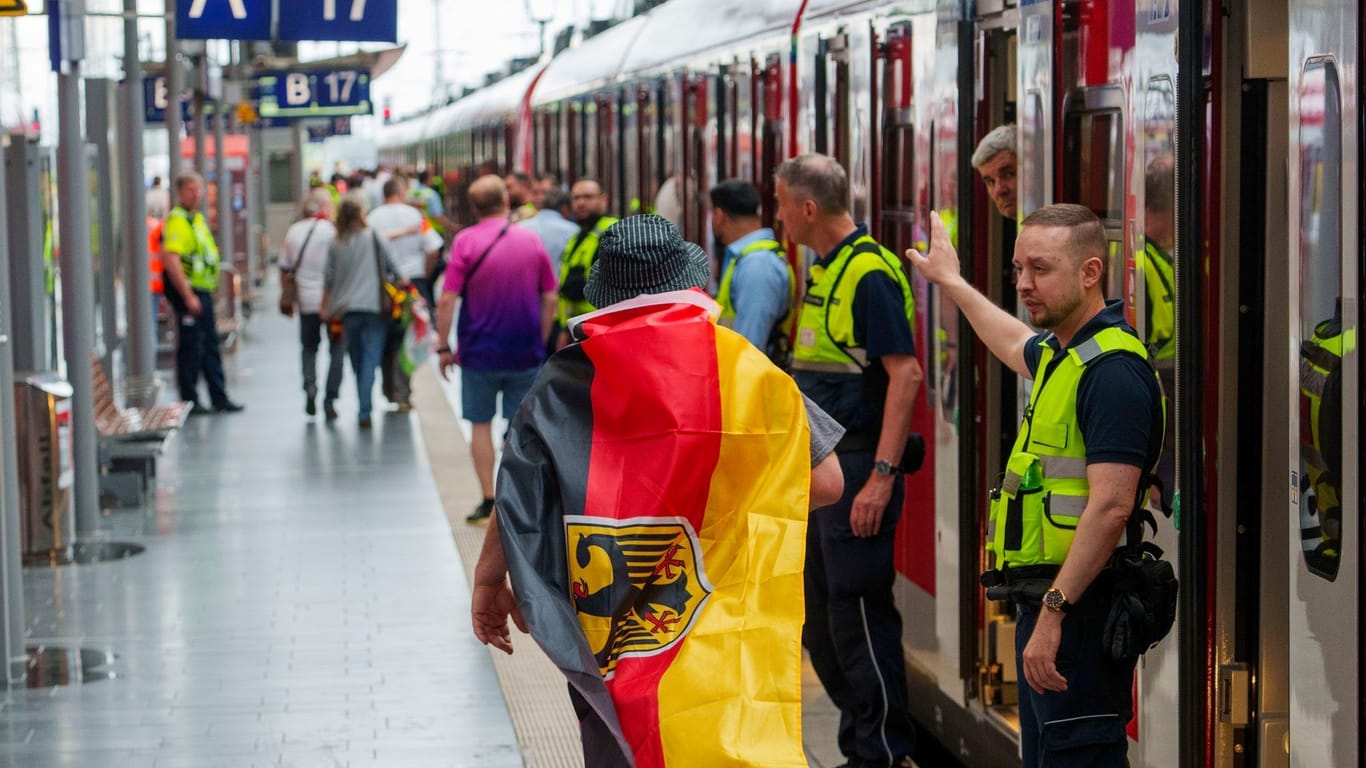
[323,0,365,20]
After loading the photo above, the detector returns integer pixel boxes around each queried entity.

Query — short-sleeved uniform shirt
[1021,300,1163,469]
[443,217,557,370]
[792,225,917,436]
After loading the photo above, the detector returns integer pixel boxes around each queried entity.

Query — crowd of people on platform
[146,126,1168,767]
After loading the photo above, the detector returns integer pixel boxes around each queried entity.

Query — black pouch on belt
[1102,543,1179,660]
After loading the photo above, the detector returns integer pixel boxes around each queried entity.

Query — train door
[680,71,708,245]
[1286,3,1361,766]
[759,53,784,234]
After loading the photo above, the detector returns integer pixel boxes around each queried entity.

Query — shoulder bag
[279,220,320,317]
[372,229,400,319]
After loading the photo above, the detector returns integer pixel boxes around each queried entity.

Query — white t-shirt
[367,202,443,279]
[280,217,337,314]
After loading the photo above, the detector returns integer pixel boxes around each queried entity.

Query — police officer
[555,178,618,349]
[709,179,794,365]
[161,171,243,414]
[908,205,1162,768]
[774,153,921,768]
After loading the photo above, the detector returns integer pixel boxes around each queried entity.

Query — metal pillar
[290,120,305,207]
[0,86,32,686]
[213,99,232,262]
[165,1,182,185]
[193,57,206,175]
[84,79,120,375]
[121,0,154,384]
[3,142,49,373]
[56,57,101,535]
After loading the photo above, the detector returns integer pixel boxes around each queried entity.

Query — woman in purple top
[435,175,559,521]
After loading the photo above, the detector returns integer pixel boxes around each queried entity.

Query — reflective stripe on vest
[1299,317,1345,474]
[558,216,618,322]
[988,327,1155,567]
[1141,241,1176,361]
[164,206,220,292]
[792,235,915,374]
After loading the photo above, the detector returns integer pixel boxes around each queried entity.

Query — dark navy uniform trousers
[1015,577,1137,768]
[166,287,231,409]
[803,449,916,768]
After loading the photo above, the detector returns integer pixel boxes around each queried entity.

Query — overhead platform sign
[256,69,371,119]
[176,0,396,42]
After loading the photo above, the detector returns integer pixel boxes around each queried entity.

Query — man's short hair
[774,154,848,216]
[382,178,405,200]
[709,179,761,217]
[1021,203,1107,263]
[468,175,508,217]
[1145,153,1175,213]
[175,170,203,190]
[544,188,571,212]
[972,124,1017,169]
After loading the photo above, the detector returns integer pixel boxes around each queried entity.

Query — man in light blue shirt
[710,180,793,358]
[517,188,578,276]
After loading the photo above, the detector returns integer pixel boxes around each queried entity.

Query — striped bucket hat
[584,214,711,308]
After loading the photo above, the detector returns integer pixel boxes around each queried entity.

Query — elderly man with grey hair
[773,152,923,768]
[972,123,1018,219]
[280,188,343,418]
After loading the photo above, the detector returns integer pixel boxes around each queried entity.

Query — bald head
[468,175,509,218]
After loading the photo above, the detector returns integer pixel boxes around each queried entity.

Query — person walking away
[469,214,846,766]
[907,205,1164,767]
[321,196,406,429]
[280,188,344,419]
[161,171,244,415]
[368,177,443,410]
[709,179,794,366]
[518,187,578,355]
[555,179,618,349]
[145,175,169,220]
[435,176,558,523]
[774,153,922,768]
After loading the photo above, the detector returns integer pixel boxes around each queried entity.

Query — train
[378,1,1362,766]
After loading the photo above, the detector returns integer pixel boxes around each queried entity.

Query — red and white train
[380,1,1362,766]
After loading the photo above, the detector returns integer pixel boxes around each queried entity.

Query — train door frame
[1285,3,1362,765]
[1059,85,1125,298]
[759,53,784,234]
[681,71,708,245]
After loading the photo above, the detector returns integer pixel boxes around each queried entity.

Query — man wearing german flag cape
[472,215,845,767]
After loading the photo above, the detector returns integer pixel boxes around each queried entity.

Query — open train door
[1286,2,1362,766]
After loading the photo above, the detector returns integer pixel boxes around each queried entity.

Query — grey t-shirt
[804,394,844,467]
[323,227,401,317]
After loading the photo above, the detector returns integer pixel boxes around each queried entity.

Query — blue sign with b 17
[256,69,371,119]
[176,0,396,42]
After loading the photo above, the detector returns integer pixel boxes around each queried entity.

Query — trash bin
[14,373,74,564]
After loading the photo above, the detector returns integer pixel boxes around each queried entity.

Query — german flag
[495,294,811,767]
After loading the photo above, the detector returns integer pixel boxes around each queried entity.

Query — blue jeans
[343,312,388,420]
[1016,578,1136,768]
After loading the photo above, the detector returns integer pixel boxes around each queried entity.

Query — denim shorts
[461,367,539,424]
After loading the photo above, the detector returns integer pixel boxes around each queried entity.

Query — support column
[0,81,31,686]
[55,14,102,536]
[193,56,206,175]
[165,0,182,185]
[122,0,154,384]
[213,94,232,262]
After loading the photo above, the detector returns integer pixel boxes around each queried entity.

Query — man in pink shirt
[436,175,559,522]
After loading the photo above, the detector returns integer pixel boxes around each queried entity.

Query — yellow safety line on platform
[411,364,586,768]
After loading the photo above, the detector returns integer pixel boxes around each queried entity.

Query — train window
[882,124,914,211]
[1061,89,1123,224]
[1296,58,1343,582]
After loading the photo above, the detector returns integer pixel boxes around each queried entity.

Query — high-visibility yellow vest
[1299,316,1348,573]
[792,234,915,373]
[558,216,618,323]
[988,326,1157,567]
[717,237,795,323]
[163,205,220,292]
[1140,240,1175,361]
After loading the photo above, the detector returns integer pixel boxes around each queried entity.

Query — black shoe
[305,398,317,416]
[324,401,339,421]
[466,498,495,523]
[358,417,373,429]
[214,401,245,413]
[186,402,210,417]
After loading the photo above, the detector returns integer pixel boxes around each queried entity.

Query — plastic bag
[399,301,433,376]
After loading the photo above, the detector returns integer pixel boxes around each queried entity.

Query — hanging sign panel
[255,69,372,119]
[176,0,272,41]
[277,0,398,43]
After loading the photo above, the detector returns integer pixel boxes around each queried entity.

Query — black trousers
[165,288,230,408]
[803,450,916,767]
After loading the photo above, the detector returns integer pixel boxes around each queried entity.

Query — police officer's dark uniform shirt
[793,225,917,435]
[1022,299,1163,470]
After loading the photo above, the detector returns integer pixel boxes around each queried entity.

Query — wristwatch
[872,459,902,477]
[1042,587,1071,613]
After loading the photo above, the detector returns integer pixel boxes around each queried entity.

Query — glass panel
[1297,59,1344,582]
[1062,107,1122,222]
[1141,76,1177,505]
[1021,90,1046,216]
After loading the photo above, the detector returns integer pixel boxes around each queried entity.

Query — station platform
[0,293,858,767]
